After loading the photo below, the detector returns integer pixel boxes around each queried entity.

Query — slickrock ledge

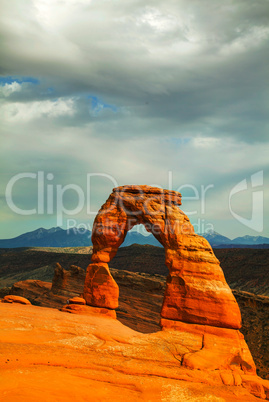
[60,302,117,318]
[1,295,31,305]
[1,303,269,401]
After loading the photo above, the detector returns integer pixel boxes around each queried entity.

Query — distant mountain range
[0,227,91,248]
[0,227,268,248]
[0,227,160,248]
[201,231,269,247]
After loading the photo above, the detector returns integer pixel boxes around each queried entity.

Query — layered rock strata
[84,185,241,329]
[1,295,31,305]
[51,263,85,297]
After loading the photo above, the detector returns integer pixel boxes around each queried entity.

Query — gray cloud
[0,0,268,238]
[1,0,268,140]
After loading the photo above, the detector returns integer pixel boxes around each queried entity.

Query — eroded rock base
[160,318,255,371]
[84,263,119,309]
[61,302,116,318]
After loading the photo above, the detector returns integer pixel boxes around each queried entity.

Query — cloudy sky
[0,0,268,240]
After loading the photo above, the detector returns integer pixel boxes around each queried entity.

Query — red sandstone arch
[83,185,241,329]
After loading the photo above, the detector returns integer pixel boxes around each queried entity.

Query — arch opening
[109,223,167,333]
[120,223,164,249]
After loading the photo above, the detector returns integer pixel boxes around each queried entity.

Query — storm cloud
[0,0,268,238]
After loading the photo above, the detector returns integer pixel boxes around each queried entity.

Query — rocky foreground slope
[7,263,269,381]
[1,300,269,402]
[2,185,269,400]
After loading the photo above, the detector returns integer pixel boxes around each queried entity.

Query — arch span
[83,185,241,329]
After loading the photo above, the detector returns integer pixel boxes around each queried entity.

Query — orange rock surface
[68,296,86,305]
[1,303,269,401]
[60,303,117,318]
[1,295,31,304]
[6,261,269,379]
[160,319,256,373]
[84,263,119,309]
[84,185,241,329]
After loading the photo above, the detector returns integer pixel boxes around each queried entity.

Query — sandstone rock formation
[83,263,119,309]
[69,296,86,305]
[9,274,86,310]
[11,279,51,302]
[84,185,241,329]
[59,295,117,316]
[80,185,269,398]
[60,303,117,318]
[51,263,85,297]
[1,295,31,304]
[1,302,269,401]
[7,268,269,380]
